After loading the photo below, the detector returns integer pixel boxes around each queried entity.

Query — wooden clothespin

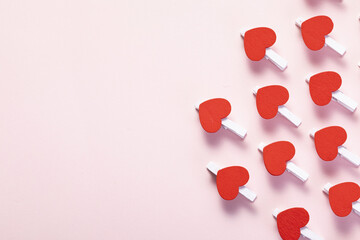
[323,182,360,217]
[207,161,257,202]
[295,15,346,56]
[310,126,360,166]
[305,71,357,112]
[273,208,323,240]
[253,85,302,127]
[240,27,287,71]
[195,98,247,138]
[258,141,309,182]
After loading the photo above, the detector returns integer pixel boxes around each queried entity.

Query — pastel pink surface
[0,1,360,240]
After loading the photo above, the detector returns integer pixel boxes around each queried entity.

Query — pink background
[0,0,359,239]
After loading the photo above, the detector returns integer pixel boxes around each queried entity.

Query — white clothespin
[310,129,360,166]
[305,74,358,112]
[240,29,287,71]
[295,18,346,56]
[323,183,360,216]
[195,102,247,138]
[207,161,257,202]
[258,142,309,182]
[273,209,324,240]
[253,86,302,127]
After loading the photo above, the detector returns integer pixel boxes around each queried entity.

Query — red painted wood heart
[301,15,333,51]
[244,27,276,61]
[314,126,347,161]
[198,98,231,133]
[329,182,360,217]
[263,141,295,176]
[216,166,249,200]
[277,208,309,240]
[309,71,342,106]
[256,85,289,119]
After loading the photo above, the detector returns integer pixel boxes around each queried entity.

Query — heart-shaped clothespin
[207,161,257,202]
[253,85,302,127]
[258,141,309,182]
[323,182,360,217]
[310,126,360,166]
[195,98,247,138]
[306,71,358,112]
[240,27,287,71]
[296,15,346,56]
[273,208,323,240]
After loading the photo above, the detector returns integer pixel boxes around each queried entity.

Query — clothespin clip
[207,161,257,202]
[195,98,247,138]
[309,126,360,167]
[253,85,302,127]
[323,182,360,217]
[258,141,309,182]
[273,208,324,240]
[295,16,346,56]
[240,27,287,71]
[305,71,358,112]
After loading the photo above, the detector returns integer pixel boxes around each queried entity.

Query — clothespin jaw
[240,28,287,71]
[310,128,360,167]
[195,100,247,138]
[323,183,360,216]
[305,74,358,112]
[273,208,324,240]
[206,161,257,202]
[295,17,346,56]
[253,86,302,127]
[258,142,309,182]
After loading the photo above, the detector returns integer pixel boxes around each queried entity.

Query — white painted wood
[265,48,288,71]
[194,103,247,139]
[325,35,346,56]
[337,146,360,167]
[323,183,360,217]
[332,90,358,112]
[206,161,257,202]
[221,118,247,138]
[278,105,302,127]
[273,208,324,240]
[296,17,346,56]
[286,162,309,182]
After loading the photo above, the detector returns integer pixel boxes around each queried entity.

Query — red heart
[216,166,249,200]
[314,126,347,161]
[277,208,309,240]
[198,98,231,133]
[301,15,334,51]
[263,141,295,176]
[329,182,360,217]
[256,85,289,119]
[309,71,342,106]
[244,27,276,61]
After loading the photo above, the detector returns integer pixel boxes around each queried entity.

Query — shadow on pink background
[0,0,359,239]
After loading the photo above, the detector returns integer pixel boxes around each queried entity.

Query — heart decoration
[301,15,334,51]
[256,85,289,119]
[314,126,347,161]
[309,71,342,106]
[198,98,231,133]
[263,141,295,176]
[277,208,310,240]
[216,166,249,200]
[244,27,276,61]
[329,182,360,217]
